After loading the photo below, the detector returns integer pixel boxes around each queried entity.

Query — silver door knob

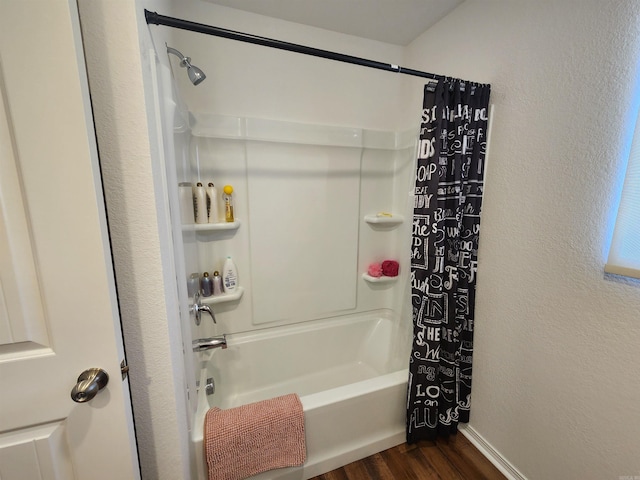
[70,368,109,403]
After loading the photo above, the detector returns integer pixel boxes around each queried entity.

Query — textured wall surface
[78,1,192,479]
[406,1,640,478]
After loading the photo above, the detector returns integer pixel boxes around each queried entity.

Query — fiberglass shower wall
[168,13,424,336]
[189,120,416,335]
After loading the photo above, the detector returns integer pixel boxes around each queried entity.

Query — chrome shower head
[166,46,206,85]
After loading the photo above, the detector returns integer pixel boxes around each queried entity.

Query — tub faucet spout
[192,335,227,352]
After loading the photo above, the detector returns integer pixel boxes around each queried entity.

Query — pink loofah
[367,262,383,277]
[382,260,399,277]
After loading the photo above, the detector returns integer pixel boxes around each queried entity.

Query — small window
[606,109,640,279]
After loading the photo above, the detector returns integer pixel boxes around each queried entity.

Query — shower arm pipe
[166,46,188,64]
[144,10,443,81]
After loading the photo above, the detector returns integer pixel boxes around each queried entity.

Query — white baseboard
[459,425,527,480]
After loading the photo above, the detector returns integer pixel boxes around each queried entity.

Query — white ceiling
[203,0,464,46]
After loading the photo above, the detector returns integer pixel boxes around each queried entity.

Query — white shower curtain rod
[144,10,443,81]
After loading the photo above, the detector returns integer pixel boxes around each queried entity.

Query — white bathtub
[192,310,411,480]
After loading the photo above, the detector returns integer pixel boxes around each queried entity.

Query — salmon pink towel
[204,393,306,480]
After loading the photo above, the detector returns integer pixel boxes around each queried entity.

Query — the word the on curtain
[407,78,491,443]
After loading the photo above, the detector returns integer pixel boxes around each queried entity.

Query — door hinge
[120,359,130,380]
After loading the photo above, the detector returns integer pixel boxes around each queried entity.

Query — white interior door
[0,1,139,478]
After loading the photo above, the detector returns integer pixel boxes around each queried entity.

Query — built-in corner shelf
[200,286,244,305]
[192,220,241,232]
[362,274,399,284]
[364,214,404,226]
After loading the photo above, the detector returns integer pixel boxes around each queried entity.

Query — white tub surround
[178,113,418,479]
[188,113,416,332]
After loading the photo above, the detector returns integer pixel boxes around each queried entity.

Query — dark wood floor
[309,434,507,480]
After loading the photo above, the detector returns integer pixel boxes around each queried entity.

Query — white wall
[77,1,193,479]
[163,2,408,131]
[406,1,640,478]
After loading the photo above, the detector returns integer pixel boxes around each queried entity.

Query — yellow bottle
[223,185,234,222]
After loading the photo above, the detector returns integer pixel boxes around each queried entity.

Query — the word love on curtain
[407,78,491,443]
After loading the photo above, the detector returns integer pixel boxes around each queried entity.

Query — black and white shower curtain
[407,78,491,442]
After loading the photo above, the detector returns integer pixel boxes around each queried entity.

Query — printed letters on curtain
[407,79,491,443]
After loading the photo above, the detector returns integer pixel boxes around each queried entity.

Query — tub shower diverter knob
[191,291,217,326]
[197,304,216,324]
[70,368,109,403]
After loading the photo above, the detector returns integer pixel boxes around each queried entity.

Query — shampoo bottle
[200,272,213,297]
[222,256,238,293]
[193,182,207,224]
[212,270,223,296]
[187,272,200,298]
[222,185,234,223]
[206,182,219,224]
